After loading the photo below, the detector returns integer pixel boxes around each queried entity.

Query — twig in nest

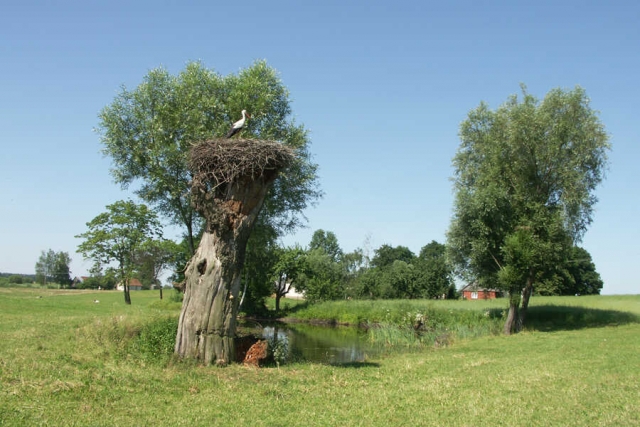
[189,138,295,191]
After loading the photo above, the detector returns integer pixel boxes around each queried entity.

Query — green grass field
[0,288,638,426]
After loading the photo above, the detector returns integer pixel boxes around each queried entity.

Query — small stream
[238,321,382,365]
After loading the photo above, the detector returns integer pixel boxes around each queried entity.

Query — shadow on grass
[329,361,381,369]
[280,301,311,316]
[523,305,640,332]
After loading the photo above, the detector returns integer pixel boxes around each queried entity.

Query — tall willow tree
[447,85,610,334]
[97,61,321,258]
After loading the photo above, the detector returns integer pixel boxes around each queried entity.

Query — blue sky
[1,0,638,294]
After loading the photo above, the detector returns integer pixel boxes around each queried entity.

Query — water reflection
[256,322,379,365]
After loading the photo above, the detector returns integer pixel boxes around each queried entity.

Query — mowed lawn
[0,288,638,426]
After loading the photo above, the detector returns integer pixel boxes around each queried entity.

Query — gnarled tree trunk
[504,272,535,335]
[174,139,293,365]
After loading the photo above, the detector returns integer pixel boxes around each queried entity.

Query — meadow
[0,288,638,426]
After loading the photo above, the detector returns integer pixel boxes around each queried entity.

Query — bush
[134,316,179,362]
[79,315,178,364]
[8,275,23,284]
[169,289,184,303]
[266,335,289,367]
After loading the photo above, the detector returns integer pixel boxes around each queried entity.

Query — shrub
[266,335,289,367]
[169,289,184,303]
[134,316,179,362]
[79,315,178,364]
[8,275,23,284]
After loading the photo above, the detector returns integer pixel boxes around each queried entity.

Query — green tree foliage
[563,246,603,295]
[296,230,347,302]
[35,249,72,287]
[75,263,117,290]
[300,248,344,303]
[357,242,454,300]
[371,244,415,269]
[35,249,56,285]
[447,85,610,333]
[52,251,72,288]
[76,200,163,304]
[341,248,365,298]
[239,225,279,315]
[271,246,306,311]
[7,275,23,284]
[97,60,321,259]
[415,241,456,299]
[168,233,202,287]
[309,229,343,263]
[537,246,603,296]
[363,244,415,299]
[275,236,454,304]
[134,239,180,299]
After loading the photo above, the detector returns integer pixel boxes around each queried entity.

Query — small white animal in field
[93,299,100,303]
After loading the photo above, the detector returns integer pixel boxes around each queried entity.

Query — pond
[237,321,382,365]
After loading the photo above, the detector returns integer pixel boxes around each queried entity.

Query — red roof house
[461,283,502,300]
[116,278,144,291]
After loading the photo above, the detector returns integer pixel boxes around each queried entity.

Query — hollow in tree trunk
[174,139,293,365]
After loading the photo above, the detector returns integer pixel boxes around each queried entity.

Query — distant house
[273,281,305,300]
[286,286,305,300]
[116,278,144,291]
[461,283,502,300]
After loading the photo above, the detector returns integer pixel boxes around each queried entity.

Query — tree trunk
[275,293,281,312]
[175,198,270,365]
[504,289,521,335]
[517,274,534,331]
[159,286,163,300]
[175,141,289,365]
[504,299,518,335]
[175,139,293,365]
[174,231,246,365]
[124,283,131,305]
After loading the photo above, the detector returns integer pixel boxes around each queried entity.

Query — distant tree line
[242,229,602,313]
[243,229,458,314]
[0,273,37,287]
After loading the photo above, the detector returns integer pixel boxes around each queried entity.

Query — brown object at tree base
[174,138,294,365]
[243,340,268,367]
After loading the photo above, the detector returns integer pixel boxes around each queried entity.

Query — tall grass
[1,289,639,426]
[288,296,640,347]
[77,313,178,364]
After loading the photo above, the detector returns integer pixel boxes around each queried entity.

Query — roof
[116,278,144,288]
[460,282,501,292]
[128,278,143,287]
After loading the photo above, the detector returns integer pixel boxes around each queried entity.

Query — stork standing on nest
[226,110,251,138]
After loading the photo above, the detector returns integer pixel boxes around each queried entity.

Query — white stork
[226,109,251,138]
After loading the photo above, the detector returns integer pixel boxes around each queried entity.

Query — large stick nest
[189,139,295,231]
[189,138,295,189]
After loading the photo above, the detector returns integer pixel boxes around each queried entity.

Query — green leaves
[97,60,321,256]
[35,249,72,287]
[76,200,163,294]
[448,85,610,297]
